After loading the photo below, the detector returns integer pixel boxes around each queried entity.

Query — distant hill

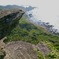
[0,5,36,11]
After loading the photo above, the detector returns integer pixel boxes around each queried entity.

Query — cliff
[0,9,24,39]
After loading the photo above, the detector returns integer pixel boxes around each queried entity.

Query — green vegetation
[4,15,59,44]
[4,15,39,44]
[36,49,45,59]
[3,15,59,59]
[0,55,4,59]
[0,51,5,59]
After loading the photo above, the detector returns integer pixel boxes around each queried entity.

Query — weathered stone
[4,41,38,59]
[36,42,51,55]
[0,9,24,39]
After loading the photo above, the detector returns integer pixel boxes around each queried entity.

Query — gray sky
[0,0,59,30]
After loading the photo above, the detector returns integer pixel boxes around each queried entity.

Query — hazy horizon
[0,0,59,31]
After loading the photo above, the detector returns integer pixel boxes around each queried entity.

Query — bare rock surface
[0,37,6,50]
[4,41,38,59]
[0,37,51,59]
[0,9,24,19]
[36,42,51,55]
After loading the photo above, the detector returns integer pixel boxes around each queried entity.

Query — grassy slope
[4,15,59,59]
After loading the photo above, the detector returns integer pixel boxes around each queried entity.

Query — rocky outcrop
[0,37,6,59]
[0,40,51,59]
[0,9,24,39]
[36,42,51,55]
[3,41,38,59]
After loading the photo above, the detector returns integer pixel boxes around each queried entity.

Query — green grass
[4,15,40,44]
[3,14,59,59]
[45,41,59,59]
[4,14,59,44]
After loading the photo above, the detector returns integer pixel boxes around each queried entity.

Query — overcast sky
[0,0,59,30]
